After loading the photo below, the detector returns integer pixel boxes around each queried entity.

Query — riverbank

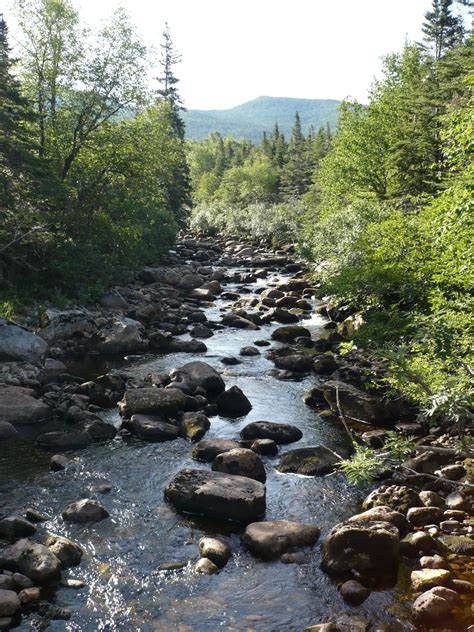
[0,236,472,631]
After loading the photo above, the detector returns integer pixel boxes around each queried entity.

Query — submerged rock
[340,580,370,606]
[277,446,339,476]
[241,421,302,445]
[0,422,17,441]
[164,468,266,524]
[212,448,266,482]
[243,520,320,560]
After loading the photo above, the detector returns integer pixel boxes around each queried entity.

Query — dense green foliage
[182,96,340,142]
[0,1,190,308]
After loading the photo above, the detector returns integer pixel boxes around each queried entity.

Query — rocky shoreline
[0,236,472,631]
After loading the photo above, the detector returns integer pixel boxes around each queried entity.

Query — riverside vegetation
[0,0,473,630]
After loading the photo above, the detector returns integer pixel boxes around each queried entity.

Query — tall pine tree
[422,0,464,59]
[157,22,186,139]
[280,112,313,198]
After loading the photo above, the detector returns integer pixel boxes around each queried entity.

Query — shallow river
[0,273,413,631]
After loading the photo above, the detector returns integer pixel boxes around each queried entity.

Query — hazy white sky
[3,0,469,110]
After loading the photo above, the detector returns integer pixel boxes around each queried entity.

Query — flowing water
[0,272,413,631]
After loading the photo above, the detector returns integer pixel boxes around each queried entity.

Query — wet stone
[250,438,278,456]
[240,421,302,445]
[277,446,339,476]
[194,557,218,574]
[340,580,370,606]
[192,439,242,462]
[198,537,231,568]
[212,448,266,483]
[62,499,109,524]
[243,520,320,560]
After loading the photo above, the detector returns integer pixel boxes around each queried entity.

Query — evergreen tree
[422,0,464,59]
[156,22,186,139]
[0,15,44,204]
[280,112,313,198]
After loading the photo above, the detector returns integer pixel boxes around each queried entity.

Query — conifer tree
[280,112,313,198]
[157,22,186,139]
[422,0,464,59]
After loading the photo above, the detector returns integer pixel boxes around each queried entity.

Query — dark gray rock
[212,448,266,482]
[169,361,225,395]
[128,415,180,442]
[274,354,313,372]
[340,580,370,606]
[180,412,210,442]
[0,422,17,441]
[277,446,339,476]
[250,438,278,456]
[164,468,266,524]
[362,485,422,514]
[0,516,36,541]
[37,430,93,451]
[271,326,311,343]
[214,386,252,418]
[191,439,241,462]
[322,380,396,426]
[0,319,48,363]
[240,421,302,445]
[243,520,320,560]
[0,386,51,425]
[62,499,109,523]
[119,387,197,418]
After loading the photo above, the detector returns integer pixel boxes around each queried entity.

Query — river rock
[62,499,109,523]
[438,534,474,556]
[45,536,83,568]
[164,468,266,524]
[411,568,451,591]
[36,430,93,450]
[99,292,128,311]
[274,354,313,372]
[321,520,399,586]
[340,580,370,606]
[0,422,17,441]
[303,386,326,408]
[321,381,395,426]
[0,590,20,617]
[180,412,210,442]
[91,317,147,355]
[0,517,36,542]
[191,439,241,462]
[400,531,436,557]
[0,386,51,425]
[50,454,69,471]
[128,415,180,442]
[240,346,260,357]
[15,540,61,583]
[445,490,470,512]
[221,314,259,330]
[198,537,231,568]
[168,338,208,353]
[0,319,48,363]
[169,361,225,395]
[407,506,443,526]
[250,438,278,456]
[243,520,320,560]
[190,324,213,338]
[412,586,458,625]
[194,557,218,574]
[277,446,339,476]
[179,274,204,291]
[39,309,95,343]
[214,386,252,418]
[240,421,302,445]
[419,490,445,508]
[271,326,311,342]
[362,485,422,514]
[73,418,117,442]
[313,355,338,374]
[119,388,197,418]
[212,448,266,482]
[347,505,409,536]
[269,307,299,324]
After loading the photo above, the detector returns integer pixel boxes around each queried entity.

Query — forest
[1,0,472,442]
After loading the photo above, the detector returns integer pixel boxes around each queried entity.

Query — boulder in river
[90,317,147,355]
[0,539,61,584]
[0,318,48,363]
[0,516,36,542]
[127,415,180,442]
[45,535,83,568]
[274,354,313,372]
[348,505,409,536]
[0,422,17,441]
[180,412,210,442]
[36,430,93,451]
[168,339,208,353]
[240,421,302,445]
[277,446,340,476]
[214,386,252,418]
[164,468,266,524]
[191,438,242,462]
[198,537,231,568]
[62,499,109,524]
[169,361,225,395]
[221,314,259,330]
[119,387,198,418]
[362,485,422,514]
[212,448,266,482]
[242,520,320,560]
[250,438,278,456]
[0,589,20,617]
[73,418,117,442]
[0,386,51,425]
[321,520,399,587]
[412,586,459,625]
[271,326,311,343]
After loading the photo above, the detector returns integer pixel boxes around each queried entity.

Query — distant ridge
[183,96,341,142]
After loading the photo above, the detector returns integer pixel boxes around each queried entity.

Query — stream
[0,270,413,631]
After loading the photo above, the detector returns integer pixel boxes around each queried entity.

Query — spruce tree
[422,0,464,59]
[157,22,186,139]
[280,112,313,198]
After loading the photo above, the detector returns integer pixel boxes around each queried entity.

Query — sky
[3,0,470,110]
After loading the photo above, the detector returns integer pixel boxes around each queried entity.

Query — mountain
[183,96,341,142]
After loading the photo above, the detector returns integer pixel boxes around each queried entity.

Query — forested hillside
[0,5,190,307]
[183,96,340,141]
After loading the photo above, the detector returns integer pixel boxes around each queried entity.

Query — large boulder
[1,539,62,583]
[243,520,320,560]
[212,448,266,482]
[274,354,314,372]
[321,520,399,587]
[73,418,117,443]
[164,468,266,524]
[221,314,259,330]
[119,387,197,418]
[62,499,109,523]
[240,421,302,445]
[169,361,225,395]
[36,430,93,451]
[191,439,242,462]
[90,317,147,355]
[348,506,409,536]
[126,415,180,442]
[321,381,395,426]
[412,587,459,625]
[45,535,83,568]
[362,485,422,514]
[0,386,51,425]
[271,326,311,343]
[277,446,340,476]
[0,516,36,541]
[39,308,95,343]
[0,318,48,363]
[214,386,252,418]
[179,274,204,292]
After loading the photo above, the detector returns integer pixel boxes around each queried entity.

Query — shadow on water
[0,273,413,631]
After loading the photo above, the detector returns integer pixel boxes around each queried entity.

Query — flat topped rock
[164,468,266,524]
[128,415,180,442]
[169,361,225,395]
[243,520,320,560]
[212,448,266,482]
[192,439,242,462]
[0,386,51,425]
[241,421,302,445]
[271,326,311,342]
[277,446,340,476]
[119,387,197,418]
